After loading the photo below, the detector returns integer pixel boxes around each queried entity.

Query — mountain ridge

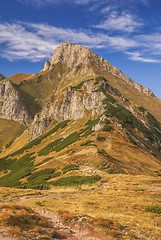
[42,42,154,97]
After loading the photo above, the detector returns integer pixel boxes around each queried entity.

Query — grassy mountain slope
[0,77,161,192]
[0,118,25,151]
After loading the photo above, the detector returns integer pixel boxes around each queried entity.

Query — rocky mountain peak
[42,42,154,97]
[51,42,94,66]
[42,42,96,71]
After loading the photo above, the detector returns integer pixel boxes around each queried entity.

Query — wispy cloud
[95,11,143,33]
[0,21,160,63]
[0,23,58,61]
[0,22,138,62]
[126,52,161,63]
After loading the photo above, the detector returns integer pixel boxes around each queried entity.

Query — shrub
[145,205,161,214]
[52,175,101,186]
[10,120,70,157]
[27,168,56,181]
[80,118,99,138]
[0,153,35,187]
[73,81,84,89]
[34,157,53,167]
[53,132,80,152]
[80,140,93,146]
[104,119,111,124]
[102,94,116,104]
[102,125,113,132]
[20,169,61,190]
[97,136,106,141]
[38,138,62,156]
[62,164,79,174]
[94,76,106,85]
[138,107,146,113]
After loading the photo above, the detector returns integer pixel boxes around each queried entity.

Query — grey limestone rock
[0,79,32,125]
[29,80,107,138]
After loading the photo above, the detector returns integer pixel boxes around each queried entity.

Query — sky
[0,0,161,99]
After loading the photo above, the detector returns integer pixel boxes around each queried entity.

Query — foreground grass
[12,174,160,240]
[0,174,160,239]
[0,204,56,239]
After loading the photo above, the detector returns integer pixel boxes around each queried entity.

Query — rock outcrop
[43,60,51,71]
[0,73,5,81]
[42,42,154,97]
[29,78,119,138]
[0,79,32,125]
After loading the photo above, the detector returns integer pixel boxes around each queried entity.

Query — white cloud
[95,11,143,32]
[126,52,160,63]
[0,21,139,62]
[0,21,160,64]
[0,23,58,61]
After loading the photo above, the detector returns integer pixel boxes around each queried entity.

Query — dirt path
[0,231,13,240]
[16,195,113,240]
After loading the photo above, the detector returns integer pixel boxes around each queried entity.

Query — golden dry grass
[0,118,25,150]
[6,73,34,84]
[14,173,161,239]
[0,204,56,239]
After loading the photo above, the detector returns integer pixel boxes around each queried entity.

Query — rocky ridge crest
[43,43,154,97]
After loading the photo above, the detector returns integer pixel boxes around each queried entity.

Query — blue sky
[0,0,161,99]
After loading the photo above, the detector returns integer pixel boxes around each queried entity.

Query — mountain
[0,42,161,183]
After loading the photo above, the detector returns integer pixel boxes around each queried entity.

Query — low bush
[145,205,161,214]
[80,118,99,138]
[94,76,106,85]
[97,136,106,141]
[20,169,61,190]
[52,175,101,186]
[138,107,146,113]
[62,164,79,174]
[0,153,35,187]
[102,94,116,104]
[27,168,56,181]
[53,132,80,152]
[38,138,62,156]
[102,125,113,132]
[10,120,70,157]
[80,140,94,146]
[34,157,53,167]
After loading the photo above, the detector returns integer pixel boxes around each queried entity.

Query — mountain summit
[43,42,154,97]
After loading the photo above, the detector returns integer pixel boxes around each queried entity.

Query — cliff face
[42,42,154,97]
[0,79,32,125]
[29,78,122,138]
